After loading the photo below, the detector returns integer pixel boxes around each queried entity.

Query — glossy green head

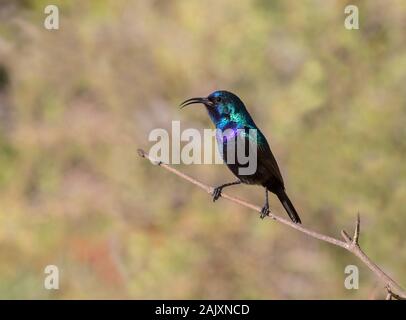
[180,90,254,128]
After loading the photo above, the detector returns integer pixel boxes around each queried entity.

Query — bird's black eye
[215,96,222,103]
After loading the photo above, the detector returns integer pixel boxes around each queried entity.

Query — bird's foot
[212,187,223,202]
[260,204,270,219]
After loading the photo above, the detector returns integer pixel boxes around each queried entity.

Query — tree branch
[138,148,406,300]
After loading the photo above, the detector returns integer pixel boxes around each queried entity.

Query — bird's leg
[212,180,241,202]
[260,189,270,219]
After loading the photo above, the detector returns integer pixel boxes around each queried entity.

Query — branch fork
[341,213,361,250]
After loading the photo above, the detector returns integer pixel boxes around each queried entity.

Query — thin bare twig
[138,148,406,299]
[385,285,406,300]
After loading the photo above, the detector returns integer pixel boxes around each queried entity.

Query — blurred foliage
[0,0,405,299]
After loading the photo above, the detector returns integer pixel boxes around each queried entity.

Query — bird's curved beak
[180,97,212,109]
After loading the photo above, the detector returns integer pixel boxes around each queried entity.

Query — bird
[180,90,301,224]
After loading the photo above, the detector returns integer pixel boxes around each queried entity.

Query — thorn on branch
[341,230,352,244]
[341,214,361,248]
[353,212,360,245]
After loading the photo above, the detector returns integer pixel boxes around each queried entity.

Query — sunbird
[180,90,301,224]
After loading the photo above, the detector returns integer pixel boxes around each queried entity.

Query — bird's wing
[244,126,284,187]
[257,139,284,185]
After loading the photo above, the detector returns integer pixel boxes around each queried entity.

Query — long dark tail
[276,189,301,224]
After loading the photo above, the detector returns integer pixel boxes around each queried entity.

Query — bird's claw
[212,187,222,202]
[260,204,270,219]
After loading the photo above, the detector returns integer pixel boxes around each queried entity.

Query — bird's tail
[276,189,301,224]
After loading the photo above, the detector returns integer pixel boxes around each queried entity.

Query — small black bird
[180,90,301,224]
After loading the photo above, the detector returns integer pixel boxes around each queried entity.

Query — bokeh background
[0,0,405,299]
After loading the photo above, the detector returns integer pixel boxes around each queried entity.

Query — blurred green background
[0,0,405,299]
